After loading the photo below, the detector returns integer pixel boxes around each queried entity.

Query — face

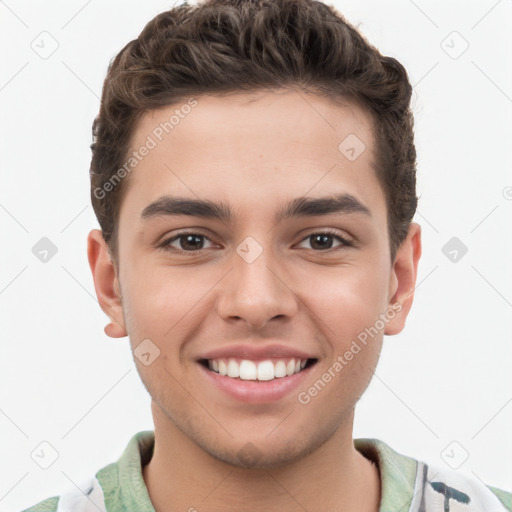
[90,89,419,468]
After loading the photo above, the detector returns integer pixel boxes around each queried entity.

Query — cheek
[305,261,391,343]
[121,263,217,348]
[300,268,388,408]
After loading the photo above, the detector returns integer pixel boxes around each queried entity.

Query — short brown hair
[90,0,418,263]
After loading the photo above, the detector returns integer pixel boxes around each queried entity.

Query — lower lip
[198,362,315,404]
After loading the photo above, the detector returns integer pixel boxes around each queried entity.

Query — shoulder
[19,475,107,512]
[19,431,154,512]
[20,496,59,512]
[412,461,511,512]
[356,438,511,512]
[486,484,512,510]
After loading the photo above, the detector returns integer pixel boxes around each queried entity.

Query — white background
[1,0,511,510]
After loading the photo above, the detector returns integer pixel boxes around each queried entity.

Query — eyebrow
[140,193,371,223]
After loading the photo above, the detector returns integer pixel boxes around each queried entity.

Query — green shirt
[22,430,511,511]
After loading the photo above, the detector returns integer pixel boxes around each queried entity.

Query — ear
[384,222,422,335]
[87,229,127,338]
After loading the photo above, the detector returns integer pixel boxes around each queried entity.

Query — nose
[216,244,298,330]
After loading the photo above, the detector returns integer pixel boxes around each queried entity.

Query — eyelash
[158,228,354,254]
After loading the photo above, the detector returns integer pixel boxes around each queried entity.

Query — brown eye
[297,231,353,251]
[310,234,334,250]
[160,233,214,252]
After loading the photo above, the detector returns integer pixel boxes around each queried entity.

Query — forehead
[121,90,384,222]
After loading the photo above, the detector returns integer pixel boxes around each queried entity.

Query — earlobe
[104,322,127,338]
[87,229,127,339]
[384,222,422,336]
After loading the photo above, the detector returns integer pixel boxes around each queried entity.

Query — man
[23,0,511,510]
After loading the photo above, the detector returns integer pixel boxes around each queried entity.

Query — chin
[187,423,327,470]
[204,440,313,469]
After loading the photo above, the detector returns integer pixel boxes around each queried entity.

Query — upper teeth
[208,358,307,381]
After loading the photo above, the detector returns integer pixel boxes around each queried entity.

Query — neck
[143,403,381,512]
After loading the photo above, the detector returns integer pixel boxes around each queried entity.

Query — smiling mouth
[199,358,318,381]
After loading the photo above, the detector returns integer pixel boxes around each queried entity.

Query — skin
[88,89,421,512]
